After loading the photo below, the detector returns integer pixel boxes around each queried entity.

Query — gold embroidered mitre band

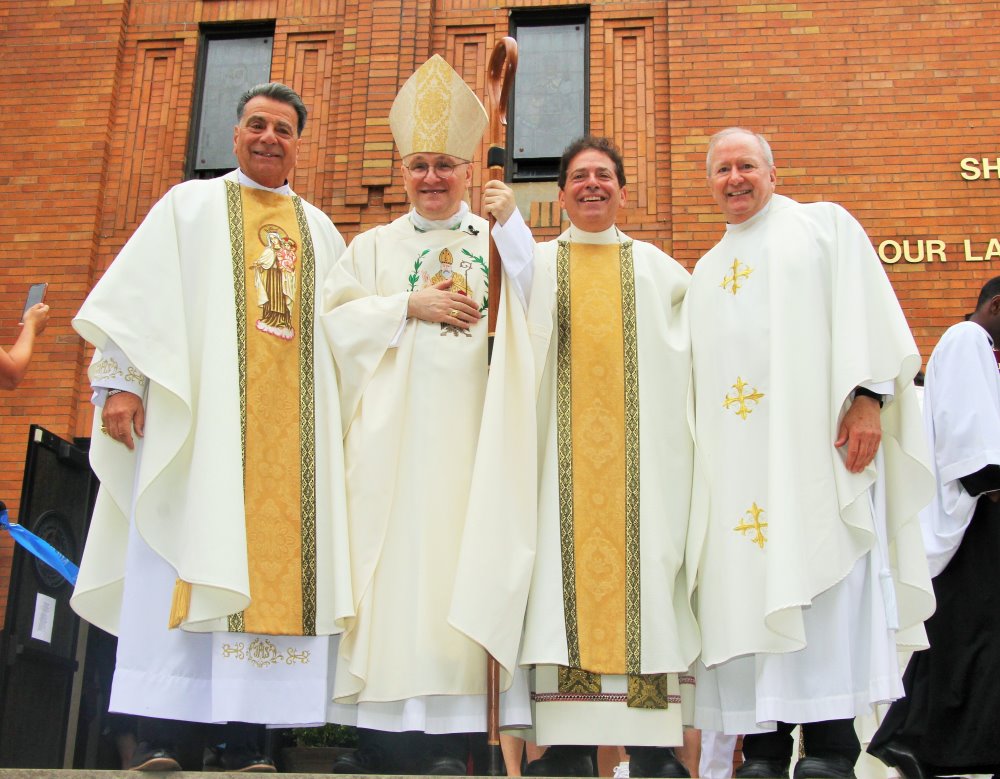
[389,54,488,161]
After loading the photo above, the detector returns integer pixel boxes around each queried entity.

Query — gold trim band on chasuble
[555,240,581,668]
[619,240,642,677]
[291,195,318,637]
[226,180,248,634]
[554,240,642,675]
[224,181,319,635]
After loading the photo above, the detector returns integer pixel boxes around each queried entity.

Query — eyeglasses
[403,161,470,179]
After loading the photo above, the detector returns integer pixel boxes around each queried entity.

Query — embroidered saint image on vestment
[407,245,488,338]
[251,223,298,340]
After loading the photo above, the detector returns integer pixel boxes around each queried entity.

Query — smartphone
[20,283,48,323]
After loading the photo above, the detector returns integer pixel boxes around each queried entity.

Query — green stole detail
[223,180,318,635]
[554,239,668,709]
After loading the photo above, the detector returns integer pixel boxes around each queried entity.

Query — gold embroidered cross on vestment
[723,377,765,420]
[734,502,768,549]
[720,258,753,295]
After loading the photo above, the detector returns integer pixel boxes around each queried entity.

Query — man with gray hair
[71,82,348,771]
[686,127,934,779]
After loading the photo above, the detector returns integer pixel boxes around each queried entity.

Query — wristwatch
[853,386,884,408]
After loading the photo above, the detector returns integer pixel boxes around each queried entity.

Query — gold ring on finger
[449,308,460,318]
[100,426,110,436]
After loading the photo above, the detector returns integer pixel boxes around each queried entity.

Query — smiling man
[322,55,533,775]
[686,128,935,779]
[450,135,697,777]
[70,82,349,771]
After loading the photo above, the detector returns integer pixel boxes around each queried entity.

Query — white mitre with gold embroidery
[389,54,488,161]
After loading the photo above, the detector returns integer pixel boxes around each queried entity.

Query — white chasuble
[72,172,350,724]
[451,226,696,746]
[687,195,934,734]
[322,212,530,732]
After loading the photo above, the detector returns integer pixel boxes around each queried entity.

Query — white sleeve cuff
[90,339,148,406]
[389,296,410,348]
[491,208,535,310]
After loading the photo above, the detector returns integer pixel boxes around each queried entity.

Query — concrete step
[0,772,459,778]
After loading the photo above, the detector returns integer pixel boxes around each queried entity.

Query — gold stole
[555,240,667,708]
[170,182,317,636]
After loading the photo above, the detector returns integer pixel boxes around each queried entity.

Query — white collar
[236,169,293,196]
[562,223,623,245]
[724,196,775,233]
[410,201,469,232]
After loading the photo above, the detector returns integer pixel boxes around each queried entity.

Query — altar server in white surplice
[451,136,697,779]
[869,276,1000,779]
[687,128,935,779]
[322,55,533,775]
[70,83,350,771]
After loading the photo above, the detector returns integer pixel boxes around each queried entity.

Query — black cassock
[870,465,1000,775]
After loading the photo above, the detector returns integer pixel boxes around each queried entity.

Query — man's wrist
[853,386,884,407]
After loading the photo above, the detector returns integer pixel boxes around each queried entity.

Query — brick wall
[667,0,1000,355]
[0,0,129,619]
[1,0,998,623]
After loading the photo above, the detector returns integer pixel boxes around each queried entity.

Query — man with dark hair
[71,82,349,771]
[555,135,627,190]
[687,127,934,779]
[235,81,308,135]
[452,135,696,777]
[868,276,1000,779]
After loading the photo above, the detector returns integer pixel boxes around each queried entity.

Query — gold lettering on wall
[959,157,1000,180]
[879,238,1000,264]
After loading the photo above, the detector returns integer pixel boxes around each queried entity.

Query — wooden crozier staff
[484,35,517,777]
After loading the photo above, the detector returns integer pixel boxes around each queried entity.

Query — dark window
[509,10,589,182]
[187,24,275,180]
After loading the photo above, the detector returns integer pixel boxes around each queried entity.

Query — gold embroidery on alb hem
[219,637,312,668]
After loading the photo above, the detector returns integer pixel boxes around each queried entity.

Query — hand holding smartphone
[20,283,49,327]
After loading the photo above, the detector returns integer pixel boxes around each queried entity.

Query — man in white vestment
[450,136,697,778]
[322,55,533,775]
[70,82,350,771]
[687,128,935,779]
[869,276,1000,779]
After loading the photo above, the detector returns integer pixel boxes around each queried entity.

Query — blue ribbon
[0,507,79,586]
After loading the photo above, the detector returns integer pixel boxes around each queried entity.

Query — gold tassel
[169,579,192,628]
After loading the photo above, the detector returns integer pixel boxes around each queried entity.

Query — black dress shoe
[525,746,597,777]
[129,742,182,772]
[867,741,930,779]
[332,747,386,774]
[736,758,790,778]
[422,755,469,775]
[220,747,276,773]
[792,756,856,779]
[629,747,690,778]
